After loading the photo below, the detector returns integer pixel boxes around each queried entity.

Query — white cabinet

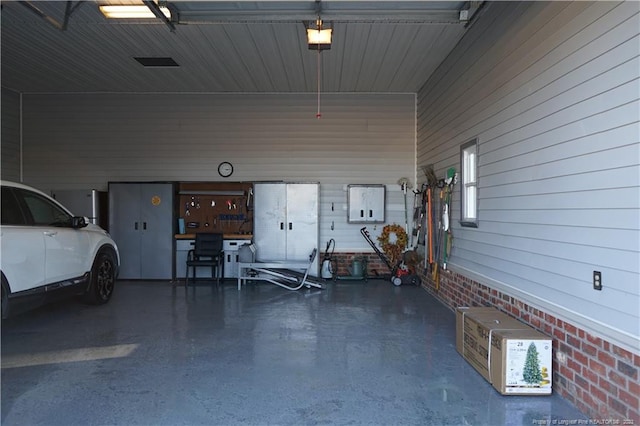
[223,239,245,278]
[347,184,385,223]
[253,182,319,276]
[175,239,196,279]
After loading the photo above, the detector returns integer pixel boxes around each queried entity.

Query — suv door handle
[44,231,58,237]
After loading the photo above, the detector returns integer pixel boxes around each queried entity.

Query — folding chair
[185,233,224,286]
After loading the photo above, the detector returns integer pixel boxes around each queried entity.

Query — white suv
[1,180,120,318]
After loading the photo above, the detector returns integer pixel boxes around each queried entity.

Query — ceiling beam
[175,10,461,24]
[18,1,84,31]
[143,0,177,32]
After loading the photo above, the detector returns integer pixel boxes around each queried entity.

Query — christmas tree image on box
[522,342,542,385]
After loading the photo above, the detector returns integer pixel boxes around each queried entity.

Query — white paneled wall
[21,92,416,251]
[417,1,640,349]
[1,88,21,182]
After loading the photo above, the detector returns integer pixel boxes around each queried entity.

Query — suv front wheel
[84,250,116,305]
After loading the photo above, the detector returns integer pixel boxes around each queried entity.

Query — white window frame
[460,138,478,227]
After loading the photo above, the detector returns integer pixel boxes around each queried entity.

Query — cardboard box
[456,307,552,395]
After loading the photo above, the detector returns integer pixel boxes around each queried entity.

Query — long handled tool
[360,227,394,273]
[442,168,457,270]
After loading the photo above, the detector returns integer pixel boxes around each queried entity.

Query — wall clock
[218,161,234,178]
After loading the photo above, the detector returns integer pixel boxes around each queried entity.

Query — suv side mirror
[71,216,88,229]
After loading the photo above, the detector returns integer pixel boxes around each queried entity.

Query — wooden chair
[185,233,224,286]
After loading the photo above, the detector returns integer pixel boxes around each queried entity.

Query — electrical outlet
[593,271,602,291]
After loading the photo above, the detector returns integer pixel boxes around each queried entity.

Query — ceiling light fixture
[306,19,332,51]
[306,17,333,119]
[99,5,170,19]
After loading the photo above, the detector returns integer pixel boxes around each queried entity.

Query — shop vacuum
[321,239,335,279]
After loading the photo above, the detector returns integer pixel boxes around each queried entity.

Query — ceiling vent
[134,57,179,67]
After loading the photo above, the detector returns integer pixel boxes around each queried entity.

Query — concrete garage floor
[1,279,587,425]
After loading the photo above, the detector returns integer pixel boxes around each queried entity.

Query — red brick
[608,395,629,417]
[531,317,541,330]
[590,384,608,403]
[634,354,640,368]
[578,329,585,338]
[620,389,639,410]
[598,350,616,368]
[589,359,607,377]
[583,342,598,357]
[630,378,640,395]
[559,343,573,357]
[564,322,577,335]
[582,391,596,408]
[609,370,628,387]
[586,333,603,348]
[612,345,635,363]
[560,365,574,381]
[618,360,638,380]
[599,376,618,396]
[567,334,581,349]
[628,409,640,425]
[575,350,588,366]
[583,366,598,384]
[554,328,566,342]
[569,358,582,374]
[598,402,612,419]
[575,374,589,391]
[545,313,556,325]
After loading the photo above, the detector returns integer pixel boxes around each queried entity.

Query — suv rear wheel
[84,251,116,305]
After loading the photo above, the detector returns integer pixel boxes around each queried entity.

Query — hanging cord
[316,47,322,119]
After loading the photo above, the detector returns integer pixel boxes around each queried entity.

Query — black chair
[185,233,224,286]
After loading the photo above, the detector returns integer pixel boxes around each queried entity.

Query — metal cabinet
[109,183,174,279]
[347,184,385,223]
[253,182,319,276]
[223,239,244,278]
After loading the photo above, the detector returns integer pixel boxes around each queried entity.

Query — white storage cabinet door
[348,185,385,223]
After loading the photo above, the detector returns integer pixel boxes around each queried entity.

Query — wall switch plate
[593,271,602,291]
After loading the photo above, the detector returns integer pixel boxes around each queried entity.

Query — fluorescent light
[99,5,170,19]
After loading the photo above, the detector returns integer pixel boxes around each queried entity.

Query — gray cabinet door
[109,183,174,279]
[109,183,142,279]
[140,184,173,279]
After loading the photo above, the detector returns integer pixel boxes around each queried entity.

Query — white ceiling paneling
[0,1,472,94]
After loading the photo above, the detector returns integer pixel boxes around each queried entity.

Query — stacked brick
[322,251,390,278]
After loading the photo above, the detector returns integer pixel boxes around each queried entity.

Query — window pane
[463,148,476,183]
[20,190,70,226]
[460,138,478,226]
[1,187,26,225]
[465,186,476,219]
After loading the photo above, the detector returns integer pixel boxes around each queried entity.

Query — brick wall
[322,251,392,279]
[419,267,640,423]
